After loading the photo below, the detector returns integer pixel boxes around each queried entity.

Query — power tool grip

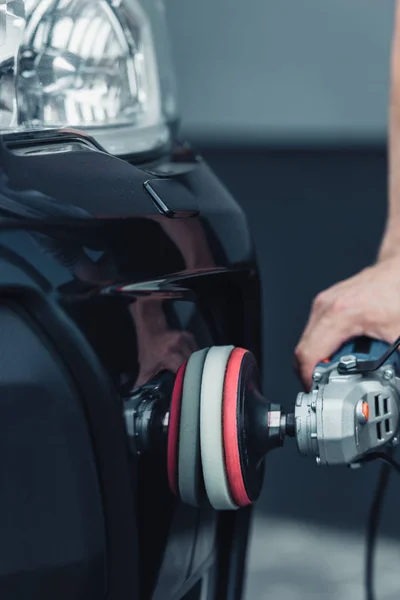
[317,337,400,370]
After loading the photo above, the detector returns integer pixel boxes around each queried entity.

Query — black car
[0,1,264,598]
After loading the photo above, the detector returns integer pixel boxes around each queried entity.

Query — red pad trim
[167,361,187,496]
[223,348,252,507]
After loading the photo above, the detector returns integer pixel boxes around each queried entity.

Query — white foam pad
[200,345,238,510]
[178,347,209,506]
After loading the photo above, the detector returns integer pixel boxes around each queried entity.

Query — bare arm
[295,3,400,389]
[381,0,400,257]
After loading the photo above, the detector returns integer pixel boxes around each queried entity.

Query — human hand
[135,329,197,387]
[295,253,400,389]
[130,297,197,388]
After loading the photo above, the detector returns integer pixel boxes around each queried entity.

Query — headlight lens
[0,0,177,155]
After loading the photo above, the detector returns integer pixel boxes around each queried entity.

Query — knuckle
[294,344,307,364]
[182,330,194,342]
[169,331,185,344]
[313,290,329,311]
[330,296,349,315]
[361,308,376,329]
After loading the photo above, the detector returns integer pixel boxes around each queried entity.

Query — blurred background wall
[167,0,394,144]
[166,2,400,599]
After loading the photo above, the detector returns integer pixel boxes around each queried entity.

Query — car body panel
[0,131,262,599]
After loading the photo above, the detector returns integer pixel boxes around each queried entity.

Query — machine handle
[316,336,400,373]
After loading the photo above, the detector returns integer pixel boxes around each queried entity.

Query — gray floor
[244,514,400,600]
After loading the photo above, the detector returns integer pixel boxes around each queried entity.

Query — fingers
[295,283,364,389]
[180,330,198,354]
[295,313,361,390]
[135,330,197,387]
[294,258,400,389]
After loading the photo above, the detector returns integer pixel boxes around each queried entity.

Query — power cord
[364,452,400,475]
[361,450,399,600]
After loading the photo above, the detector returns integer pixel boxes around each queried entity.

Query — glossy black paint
[0,130,262,599]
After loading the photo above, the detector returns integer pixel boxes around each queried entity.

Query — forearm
[296,2,400,386]
[381,0,400,259]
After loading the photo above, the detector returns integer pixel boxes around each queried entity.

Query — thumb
[295,314,361,390]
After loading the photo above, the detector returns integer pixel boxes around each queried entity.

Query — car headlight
[0,0,178,156]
